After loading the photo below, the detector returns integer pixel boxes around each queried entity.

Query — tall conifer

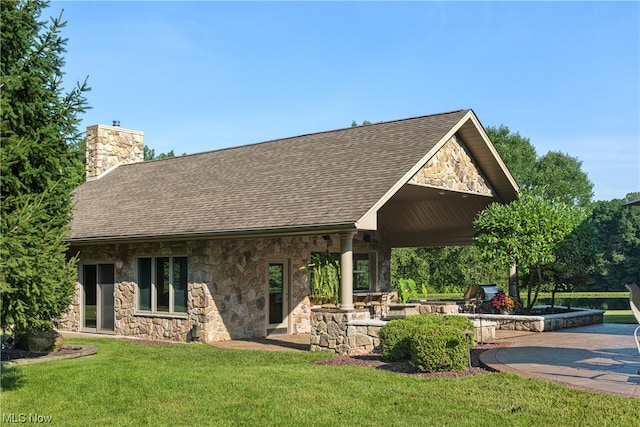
[1,0,90,332]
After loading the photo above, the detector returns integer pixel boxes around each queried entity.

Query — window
[353,253,372,291]
[310,252,375,290]
[137,257,188,314]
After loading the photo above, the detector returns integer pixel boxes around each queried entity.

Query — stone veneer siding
[411,135,494,196]
[85,124,144,179]
[62,232,390,344]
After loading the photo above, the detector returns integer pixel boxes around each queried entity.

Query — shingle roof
[70,109,491,242]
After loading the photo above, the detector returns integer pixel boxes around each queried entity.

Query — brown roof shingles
[70,109,470,241]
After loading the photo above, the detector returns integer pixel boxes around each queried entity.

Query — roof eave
[67,222,359,245]
[464,111,520,202]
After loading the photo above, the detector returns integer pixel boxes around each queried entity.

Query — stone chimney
[85,123,144,179]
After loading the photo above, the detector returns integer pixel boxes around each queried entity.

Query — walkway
[481,323,640,399]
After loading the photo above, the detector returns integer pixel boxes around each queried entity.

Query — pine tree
[1,0,90,333]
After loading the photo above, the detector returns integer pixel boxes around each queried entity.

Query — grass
[1,338,638,426]
[604,310,637,324]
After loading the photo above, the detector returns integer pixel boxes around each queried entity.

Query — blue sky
[55,1,639,201]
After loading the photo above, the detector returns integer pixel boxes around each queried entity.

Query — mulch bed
[314,342,508,378]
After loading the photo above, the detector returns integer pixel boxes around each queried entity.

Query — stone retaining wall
[310,309,384,355]
[310,310,497,355]
[457,308,604,332]
[310,307,604,356]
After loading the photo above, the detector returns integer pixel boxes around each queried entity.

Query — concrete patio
[481,323,640,398]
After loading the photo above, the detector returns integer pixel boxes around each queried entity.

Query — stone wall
[411,134,494,196]
[417,301,461,315]
[63,231,391,344]
[457,308,604,332]
[310,309,384,355]
[59,282,81,331]
[309,312,503,355]
[308,308,605,356]
[85,124,144,179]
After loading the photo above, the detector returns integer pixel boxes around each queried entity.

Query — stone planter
[384,303,420,320]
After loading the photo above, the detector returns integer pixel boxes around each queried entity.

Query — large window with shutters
[137,257,188,314]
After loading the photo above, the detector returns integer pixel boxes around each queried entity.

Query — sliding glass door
[82,264,115,332]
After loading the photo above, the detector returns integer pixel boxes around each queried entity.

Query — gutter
[67,222,360,245]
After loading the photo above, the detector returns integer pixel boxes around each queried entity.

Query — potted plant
[491,291,516,314]
[301,252,341,306]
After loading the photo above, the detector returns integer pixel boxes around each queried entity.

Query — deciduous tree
[586,193,640,290]
[485,125,537,188]
[474,191,585,310]
[533,151,593,207]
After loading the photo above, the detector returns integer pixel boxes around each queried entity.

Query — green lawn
[1,338,637,426]
[604,310,637,324]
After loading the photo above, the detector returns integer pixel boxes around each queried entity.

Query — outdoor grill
[464,284,502,301]
[462,284,503,313]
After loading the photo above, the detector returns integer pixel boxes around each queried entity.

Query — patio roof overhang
[377,184,497,247]
[355,111,518,248]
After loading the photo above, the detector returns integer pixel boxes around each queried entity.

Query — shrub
[411,324,470,373]
[379,315,475,371]
[442,315,474,332]
[379,315,442,362]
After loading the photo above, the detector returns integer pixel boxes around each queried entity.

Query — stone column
[339,231,356,310]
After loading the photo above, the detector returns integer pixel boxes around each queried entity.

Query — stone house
[63,109,518,344]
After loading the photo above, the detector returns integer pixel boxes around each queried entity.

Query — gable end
[410,134,495,196]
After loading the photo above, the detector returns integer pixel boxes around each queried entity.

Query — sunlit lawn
[604,310,637,324]
[1,338,637,426]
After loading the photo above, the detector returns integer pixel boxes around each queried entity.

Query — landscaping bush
[442,315,474,332]
[379,315,442,362]
[379,315,474,371]
[411,323,470,373]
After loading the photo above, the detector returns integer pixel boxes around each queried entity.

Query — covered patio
[320,111,517,313]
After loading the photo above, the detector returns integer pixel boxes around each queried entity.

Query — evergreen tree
[1,0,90,332]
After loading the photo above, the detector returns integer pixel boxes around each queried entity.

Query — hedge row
[378,314,474,373]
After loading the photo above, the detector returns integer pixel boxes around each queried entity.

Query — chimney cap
[112,120,120,127]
